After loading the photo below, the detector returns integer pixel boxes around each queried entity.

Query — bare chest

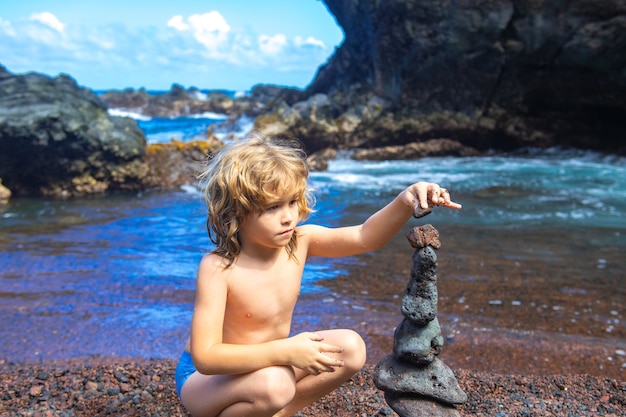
[223,264,304,339]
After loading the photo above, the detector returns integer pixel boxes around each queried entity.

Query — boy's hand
[287,332,345,375]
[409,181,462,211]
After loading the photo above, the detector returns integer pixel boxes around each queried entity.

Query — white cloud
[0,9,340,90]
[258,33,287,55]
[167,15,188,32]
[294,36,326,49]
[30,12,65,33]
[169,11,231,56]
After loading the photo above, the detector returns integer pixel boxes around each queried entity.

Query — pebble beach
[1,358,624,416]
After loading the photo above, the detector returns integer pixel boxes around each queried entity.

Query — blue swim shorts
[175,350,197,399]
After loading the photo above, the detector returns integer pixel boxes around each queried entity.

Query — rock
[252,89,395,154]
[374,356,468,405]
[29,385,43,397]
[401,246,438,325]
[375,224,467,413]
[306,148,337,171]
[0,66,228,197]
[352,139,480,161]
[114,368,129,383]
[401,282,438,325]
[35,371,49,381]
[406,224,440,249]
[254,92,345,153]
[100,83,303,122]
[384,392,462,417]
[0,65,148,196]
[100,85,239,118]
[393,318,444,366]
[85,381,99,391]
[143,138,222,189]
[259,1,626,155]
[412,206,433,219]
[140,389,153,401]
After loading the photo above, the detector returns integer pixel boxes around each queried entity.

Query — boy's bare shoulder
[297,223,336,243]
[197,252,231,282]
[297,223,326,236]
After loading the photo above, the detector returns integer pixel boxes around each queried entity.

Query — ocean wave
[189,90,208,101]
[108,109,228,123]
[308,151,626,228]
[179,184,202,196]
[107,108,151,121]
[188,112,228,120]
[211,115,255,141]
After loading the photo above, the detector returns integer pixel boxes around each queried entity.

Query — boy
[176,135,461,417]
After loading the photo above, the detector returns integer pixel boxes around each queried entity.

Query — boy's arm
[190,255,343,375]
[303,182,460,258]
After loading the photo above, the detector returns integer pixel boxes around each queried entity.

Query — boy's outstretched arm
[303,182,461,258]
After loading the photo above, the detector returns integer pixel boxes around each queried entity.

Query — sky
[0,1,344,92]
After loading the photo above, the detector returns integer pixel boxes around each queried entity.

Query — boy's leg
[180,365,297,417]
[274,328,367,417]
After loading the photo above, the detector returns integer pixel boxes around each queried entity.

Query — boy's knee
[256,366,297,410]
[342,330,367,371]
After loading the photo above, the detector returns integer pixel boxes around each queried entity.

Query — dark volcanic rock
[100,83,303,120]
[0,65,148,196]
[352,139,480,161]
[100,84,241,118]
[401,246,439,325]
[374,356,468,405]
[256,0,626,155]
[374,224,467,416]
[384,392,462,417]
[393,318,444,366]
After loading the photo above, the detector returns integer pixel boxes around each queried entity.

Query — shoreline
[1,358,623,416]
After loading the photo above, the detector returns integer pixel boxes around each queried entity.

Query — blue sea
[1,112,624,376]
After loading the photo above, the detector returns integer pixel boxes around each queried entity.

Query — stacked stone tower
[373,221,467,417]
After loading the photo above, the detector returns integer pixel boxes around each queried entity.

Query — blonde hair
[199,134,314,267]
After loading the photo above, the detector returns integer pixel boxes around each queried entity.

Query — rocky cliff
[256,0,626,154]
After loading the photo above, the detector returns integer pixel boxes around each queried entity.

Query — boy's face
[239,194,300,251]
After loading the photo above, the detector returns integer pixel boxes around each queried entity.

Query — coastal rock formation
[352,139,480,161]
[255,0,626,155]
[100,84,302,119]
[100,85,241,118]
[0,66,225,197]
[374,223,467,416]
[0,65,149,196]
[143,139,222,189]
